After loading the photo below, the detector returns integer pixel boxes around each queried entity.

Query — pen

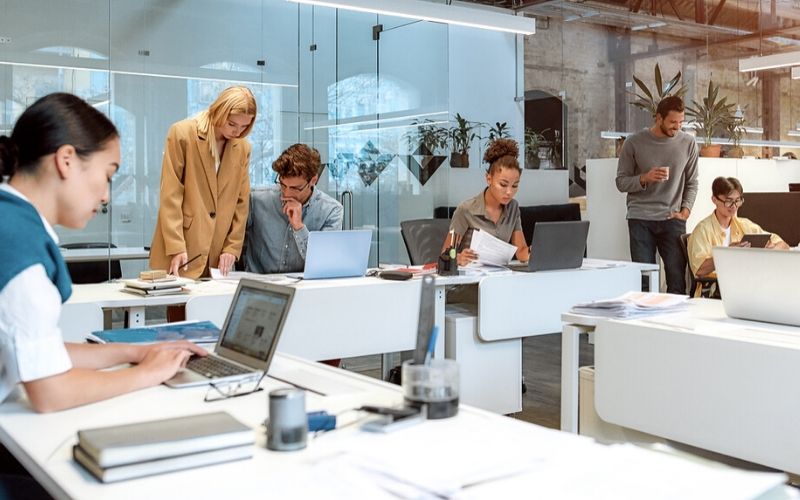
[181,254,202,270]
[424,325,439,365]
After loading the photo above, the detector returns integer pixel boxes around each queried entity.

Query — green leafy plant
[487,121,511,141]
[628,63,688,118]
[686,81,736,148]
[449,113,481,168]
[524,127,547,169]
[405,119,449,154]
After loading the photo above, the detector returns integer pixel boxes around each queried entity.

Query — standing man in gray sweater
[616,95,699,294]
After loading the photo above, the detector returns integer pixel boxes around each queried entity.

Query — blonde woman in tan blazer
[150,87,256,279]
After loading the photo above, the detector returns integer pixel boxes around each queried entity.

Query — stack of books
[73,412,254,483]
[570,291,689,318]
[121,276,192,297]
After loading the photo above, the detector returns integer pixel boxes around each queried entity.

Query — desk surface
[0,353,788,500]
[60,247,150,263]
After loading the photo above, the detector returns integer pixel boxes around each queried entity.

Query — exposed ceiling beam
[708,0,727,26]
[666,0,684,22]
[695,0,706,24]
[630,0,644,14]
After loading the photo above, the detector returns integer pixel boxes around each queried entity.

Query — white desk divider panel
[185,294,235,329]
[57,302,103,343]
[595,300,800,475]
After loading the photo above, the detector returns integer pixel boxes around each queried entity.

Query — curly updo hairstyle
[483,138,520,175]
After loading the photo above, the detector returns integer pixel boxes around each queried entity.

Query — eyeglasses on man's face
[277,177,310,193]
[715,196,744,208]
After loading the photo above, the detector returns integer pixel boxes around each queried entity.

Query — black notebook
[76,411,253,468]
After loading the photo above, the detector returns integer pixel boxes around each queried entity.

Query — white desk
[60,247,150,263]
[0,353,788,499]
[594,299,800,476]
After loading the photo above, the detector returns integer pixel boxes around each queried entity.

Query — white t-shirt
[723,225,732,247]
[0,184,72,403]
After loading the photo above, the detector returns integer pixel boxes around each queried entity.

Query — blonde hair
[196,86,257,164]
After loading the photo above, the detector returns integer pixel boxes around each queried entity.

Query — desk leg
[127,306,146,327]
[643,269,660,293]
[433,285,446,359]
[561,323,593,433]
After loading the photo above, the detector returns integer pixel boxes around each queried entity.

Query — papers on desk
[209,268,287,283]
[460,261,513,276]
[120,277,192,297]
[469,230,516,266]
[571,291,689,318]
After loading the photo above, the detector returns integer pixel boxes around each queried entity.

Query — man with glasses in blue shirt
[688,176,788,279]
[244,144,343,274]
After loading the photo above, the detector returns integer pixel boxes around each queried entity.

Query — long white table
[0,353,789,499]
[60,247,150,263]
[593,298,800,476]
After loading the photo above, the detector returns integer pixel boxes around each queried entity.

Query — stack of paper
[73,411,253,483]
[120,276,192,297]
[570,291,689,318]
[469,230,517,266]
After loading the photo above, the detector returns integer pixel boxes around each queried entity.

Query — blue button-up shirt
[244,186,344,274]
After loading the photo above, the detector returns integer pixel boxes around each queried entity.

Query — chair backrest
[678,233,697,296]
[519,203,581,245]
[60,242,122,284]
[400,218,452,265]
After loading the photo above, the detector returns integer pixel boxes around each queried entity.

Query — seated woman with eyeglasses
[444,138,530,266]
[244,143,343,274]
[688,176,789,277]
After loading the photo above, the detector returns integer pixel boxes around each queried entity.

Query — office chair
[400,218,452,265]
[678,234,719,299]
[60,242,122,284]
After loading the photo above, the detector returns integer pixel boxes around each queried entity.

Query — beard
[660,123,678,137]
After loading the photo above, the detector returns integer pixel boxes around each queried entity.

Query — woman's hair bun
[483,138,519,165]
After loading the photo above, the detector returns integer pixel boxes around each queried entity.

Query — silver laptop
[165,279,294,388]
[292,229,372,280]
[713,246,800,326]
[509,220,589,272]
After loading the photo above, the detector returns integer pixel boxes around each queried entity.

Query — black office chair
[400,218,452,265]
[60,242,122,284]
[678,234,719,299]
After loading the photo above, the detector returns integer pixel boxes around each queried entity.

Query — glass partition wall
[0,0,450,278]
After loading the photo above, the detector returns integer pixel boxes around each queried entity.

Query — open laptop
[509,220,589,272]
[291,229,372,280]
[713,246,800,326]
[165,279,294,388]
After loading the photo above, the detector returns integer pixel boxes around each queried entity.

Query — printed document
[469,230,517,266]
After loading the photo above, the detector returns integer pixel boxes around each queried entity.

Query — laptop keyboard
[186,356,253,378]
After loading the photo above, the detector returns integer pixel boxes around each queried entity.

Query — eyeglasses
[277,177,310,193]
[715,196,744,208]
[204,376,264,403]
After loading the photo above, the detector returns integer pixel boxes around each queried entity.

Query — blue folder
[88,321,220,344]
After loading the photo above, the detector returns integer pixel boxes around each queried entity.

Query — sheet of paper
[209,268,286,282]
[468,230,517,266]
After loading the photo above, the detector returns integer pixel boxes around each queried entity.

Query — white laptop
[292,229,372,280]
[165,279,294,388]
[713,246,800,326]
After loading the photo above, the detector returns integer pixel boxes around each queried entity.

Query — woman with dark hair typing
[444,138,530,266]
[0,93,204,414]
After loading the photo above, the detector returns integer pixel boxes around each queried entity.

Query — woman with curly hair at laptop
[444,138,530,266]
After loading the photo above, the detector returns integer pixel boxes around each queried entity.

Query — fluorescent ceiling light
[741,126,763,135]
[287,0,536,35]
[792,66,800,79]
[739,50,800,72]
[788,130,800,137]
[304,110,448,131]
[631,21,667,31]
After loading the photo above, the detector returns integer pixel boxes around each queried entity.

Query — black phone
[360,406,423,433]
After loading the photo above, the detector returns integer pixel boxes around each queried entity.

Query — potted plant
[628,63,688,118]
[524,127,547,169]
[686,81,736,158]
[449,113,481,168]
[405,119,448,156]
[487,121,511,141]
[725,106,748,159]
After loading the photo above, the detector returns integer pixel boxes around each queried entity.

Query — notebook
[164,279,294,388]
[509,220,589,272]
[291,229,372,280]
[713,246,800,326]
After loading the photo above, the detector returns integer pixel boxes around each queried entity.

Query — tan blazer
[149,118,251,279]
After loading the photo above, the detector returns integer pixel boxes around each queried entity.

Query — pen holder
[437,248,458,276]
[267,388,307,451]
[401,359,459,419]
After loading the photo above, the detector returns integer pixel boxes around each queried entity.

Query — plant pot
[525,152,540,169]
[728,146,744,159]
[450,152,469,168]
[700,144,722,158]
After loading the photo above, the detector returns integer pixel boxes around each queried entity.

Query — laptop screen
[219,285,291,360]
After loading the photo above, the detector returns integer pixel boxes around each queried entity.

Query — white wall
[586,158,800,261]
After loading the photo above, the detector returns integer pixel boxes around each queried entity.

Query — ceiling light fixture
[631,21,667,31]
[286,0,536,35]
[739,50,800,72]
